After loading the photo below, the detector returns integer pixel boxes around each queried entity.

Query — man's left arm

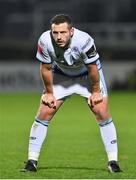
[87,62,103,107]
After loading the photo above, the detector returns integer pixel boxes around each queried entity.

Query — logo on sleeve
[86,45,97,58]
[37,45,48,59]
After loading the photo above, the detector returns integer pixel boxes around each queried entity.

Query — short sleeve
[36,34,52,64]
[81,36,99,64]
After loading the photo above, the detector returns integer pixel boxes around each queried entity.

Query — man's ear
[70,27,74,36]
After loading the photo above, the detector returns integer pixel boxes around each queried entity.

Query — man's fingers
[53,100,57,108]
[87,98,91,106]
[42,99,47,105]
[41,94,57,108]
[90,99,95,107]
[91,97,103,106]
[49,101,56,108]
[88,97,94,107]
[42,100,56,109]
[88,93,103,107]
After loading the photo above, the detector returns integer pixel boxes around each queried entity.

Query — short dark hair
[50,14,72,28]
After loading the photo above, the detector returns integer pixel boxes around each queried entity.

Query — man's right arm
[40,63,56,108]
[40,63,53,94]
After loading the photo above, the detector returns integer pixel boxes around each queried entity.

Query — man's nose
[57,33,61,40]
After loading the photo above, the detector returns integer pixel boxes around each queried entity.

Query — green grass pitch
[0,91,136,179]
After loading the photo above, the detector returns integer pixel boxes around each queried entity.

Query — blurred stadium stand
[0,0,136,61]
[0,0,136,92]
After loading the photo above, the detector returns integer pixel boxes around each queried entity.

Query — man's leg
[22,97,64,172]
[89,97,122,173]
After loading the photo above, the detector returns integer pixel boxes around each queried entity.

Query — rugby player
[22,14,122,173]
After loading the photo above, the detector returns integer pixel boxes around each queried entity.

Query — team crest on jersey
[71,47,78,52]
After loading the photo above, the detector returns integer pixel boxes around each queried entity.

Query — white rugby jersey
[36,28,100,77]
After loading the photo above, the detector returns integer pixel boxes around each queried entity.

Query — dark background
[0,0,136,91]
[0,0,136,61]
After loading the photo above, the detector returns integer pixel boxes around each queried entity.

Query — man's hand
[88,92,103,107]
[42,93,57,108]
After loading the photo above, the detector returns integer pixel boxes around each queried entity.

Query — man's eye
[53,32,58,34]
[61,32,66,34]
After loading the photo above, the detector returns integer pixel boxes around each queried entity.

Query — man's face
[51,22,74,48]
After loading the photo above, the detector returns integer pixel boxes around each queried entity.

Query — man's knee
[90,97,111,120]
[91,104,111,121]
[36,104,55,120]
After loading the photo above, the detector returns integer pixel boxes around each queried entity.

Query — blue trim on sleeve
[84,58,98,65]
[36,58,52,64]
[85,58,102,70]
